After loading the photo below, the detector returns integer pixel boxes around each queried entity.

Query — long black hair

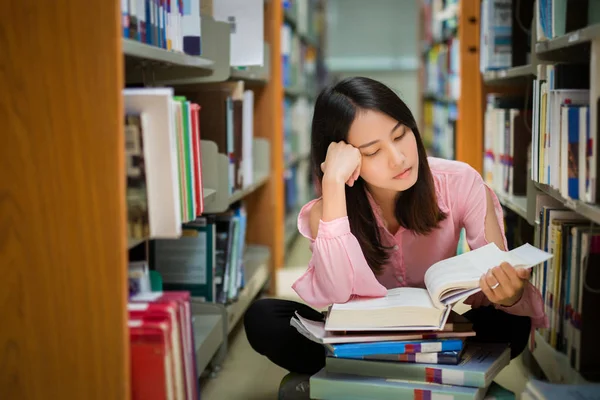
[311,77,447,273]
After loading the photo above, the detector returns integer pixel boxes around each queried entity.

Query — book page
[425,243,553,307]
[331,287,437,311]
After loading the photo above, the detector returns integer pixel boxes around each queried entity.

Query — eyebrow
[357,122,403,148]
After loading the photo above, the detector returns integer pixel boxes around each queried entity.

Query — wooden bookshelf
[419,0,485,172]
[456,0,485,173]
[2,0,297,396]
[1,1,129,398]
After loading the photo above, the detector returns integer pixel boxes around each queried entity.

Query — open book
[324,243,553,332]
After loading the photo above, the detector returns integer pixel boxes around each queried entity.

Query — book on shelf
[323,242,552,332]
[530,63,598,203]
[128,291,198,400]
[150,202,249,304]
[213,0,264,66]
[176,80,256,194]
[121,0,203,55]
[325,342,510,389]
[536,0,600,42]
[125,113,151,240]
[531,194,600,381]
[124,88,205,227]
[483,94,531,197]
[479,0,532,72]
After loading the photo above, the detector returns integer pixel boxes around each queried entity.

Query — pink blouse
[292,157,548,329]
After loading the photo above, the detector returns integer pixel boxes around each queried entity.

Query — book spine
[362,351,461,365]
[326,357,485,388]
[331,339,464,359]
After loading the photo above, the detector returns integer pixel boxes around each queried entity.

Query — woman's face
[346,109,419,194]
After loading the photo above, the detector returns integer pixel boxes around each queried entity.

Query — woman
[244,77,546,377]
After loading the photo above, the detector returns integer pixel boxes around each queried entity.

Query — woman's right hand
[320,141,362,187]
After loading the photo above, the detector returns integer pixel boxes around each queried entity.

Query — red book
[129,319,175,400]
[130,291,198,400]
[190,103,204,216]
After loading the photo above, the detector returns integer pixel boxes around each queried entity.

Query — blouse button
[396,275,404,283]
[393,245,399,250]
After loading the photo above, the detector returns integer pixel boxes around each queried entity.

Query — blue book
[329,338,464,359]
[326,342,510,388]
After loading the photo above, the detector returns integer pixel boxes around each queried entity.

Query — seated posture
[244,77,547,377]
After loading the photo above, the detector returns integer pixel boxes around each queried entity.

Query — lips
[393,167,412,180]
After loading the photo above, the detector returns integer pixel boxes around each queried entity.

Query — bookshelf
[281,0,326,253]
[475,0,600,386]
[2,0,325,397]
[419,0,484,171]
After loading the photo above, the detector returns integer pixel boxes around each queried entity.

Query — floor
[199,235,535,400]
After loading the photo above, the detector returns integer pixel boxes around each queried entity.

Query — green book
[310,368,487,400]
[150,217,217,302]
[325,342,510,388]
[174,96,194,220]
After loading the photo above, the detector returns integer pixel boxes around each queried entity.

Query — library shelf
[495,190,528,221]
[122,38,214,69]
[483,64,535,86]
[535,23,600,62]
[534,182,600,225]
[530,331,587,384]
[140,17,232,85]
[192,314,225,377]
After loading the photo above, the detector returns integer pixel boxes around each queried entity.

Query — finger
[490,266,514,300]
[491,265,513,290]
[320,162,326,173]
[485,269,499,290]
[499,262,522,288]
[480,274,498,303]
[516,268,531,280]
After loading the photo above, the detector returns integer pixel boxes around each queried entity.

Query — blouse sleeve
[291,199,387,309]
[456,164,548,330]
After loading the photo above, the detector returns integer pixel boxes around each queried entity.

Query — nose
[388,145,405,169]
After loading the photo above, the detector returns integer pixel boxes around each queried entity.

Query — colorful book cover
[329,338,464,359]
[325,342,510,389]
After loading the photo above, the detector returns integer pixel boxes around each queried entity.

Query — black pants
[244,298,531,375]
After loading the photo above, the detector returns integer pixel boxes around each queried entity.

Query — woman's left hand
[480,262,530,307]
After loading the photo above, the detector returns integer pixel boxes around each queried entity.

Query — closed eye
[394,132,406,141]
[364,149,380,157]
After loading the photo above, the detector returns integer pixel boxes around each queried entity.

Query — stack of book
[128,290,199,400]
[291,242,554,399]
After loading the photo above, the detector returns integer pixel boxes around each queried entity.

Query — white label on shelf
[568,32,580,43]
